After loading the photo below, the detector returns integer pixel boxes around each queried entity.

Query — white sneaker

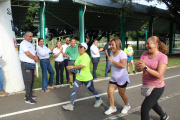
[104,106,117,115]
[94,99,103,107]
[121,105,131,114]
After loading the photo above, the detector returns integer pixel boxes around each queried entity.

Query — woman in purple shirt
[104,38,131,115]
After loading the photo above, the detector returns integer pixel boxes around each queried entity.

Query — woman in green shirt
[62,43,103,111]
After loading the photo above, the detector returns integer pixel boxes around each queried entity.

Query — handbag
[141,80,164,97]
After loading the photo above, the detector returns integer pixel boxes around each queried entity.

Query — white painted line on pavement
[0,74,180,119]
[103,91,180,120]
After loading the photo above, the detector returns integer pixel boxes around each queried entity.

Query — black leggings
[141,87,165,120]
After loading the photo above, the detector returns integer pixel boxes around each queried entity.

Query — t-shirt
[19,40,36,64]
[104,42,111,59]
[53,47,64,62]
[75,53,93,81]
[62,44,70,59]
[65,45,79,60]
[36,45,51,59]
[124,46,133,56]
[140,51,168,88]
[109,50,130,85]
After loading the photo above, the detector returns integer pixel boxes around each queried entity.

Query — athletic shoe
[133,71,136,74]
[128,72,130,74]
[121,105,131,114]
[62,104,74,111]
[70,83,73,89]
[0,91,7,95]
[24,96,37,100]
[25,99,37,104]
[104,106,117,115]
[94,99,103,107]
[160,113,169,120]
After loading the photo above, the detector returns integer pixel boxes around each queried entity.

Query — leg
[84,80,100,100]
[64,59,69,83]
[118,87,128,106]
[105,60,110,76]
[0,68,4,91]
[55,62,60,85]
[69,72,73,83]
[60,62,64,84]
[141,87,165,120]
[21,63,33,100]
[131,60,135,71]
[70,80,82,105]
[107,84,117,108]
[127,62,130,73]
[47,60,55,86]
[73,73,76,82]
[40,60,48,90]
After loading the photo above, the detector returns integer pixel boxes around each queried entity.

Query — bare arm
[66,65,85,70]
[25,51,38,62]
[104,50,109,57]
[108,56,126,69]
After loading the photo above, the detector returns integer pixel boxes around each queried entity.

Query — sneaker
[94,99,103,107]
[128,72,130,74]
[25,99,37,104]
[160,113,169,120]
[133,71,136,74]
[104,106,117,115]
[24,96,37,100]
[121,105,131,114]
[70,83,73,89]
[62,104,74,111]
[0,91,7,95]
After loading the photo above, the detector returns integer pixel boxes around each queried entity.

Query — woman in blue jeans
[0,53,7,94]
[37,38,55,92]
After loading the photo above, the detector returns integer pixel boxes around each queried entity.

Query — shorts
[127,55,133,63]
[68,60,75,73]
[109,81,128,88]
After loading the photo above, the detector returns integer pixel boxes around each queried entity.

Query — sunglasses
[78,45,84,49]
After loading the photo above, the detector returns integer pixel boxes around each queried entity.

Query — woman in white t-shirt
[53,41,64,85]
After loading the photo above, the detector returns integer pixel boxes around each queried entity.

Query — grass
[34,55,180,89]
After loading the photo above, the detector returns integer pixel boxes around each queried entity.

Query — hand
[99,48,104,51]
[135,60,146,71]
[50,46,55,51]
[66,66,72,70]
[107,68,111,73]
[108,56,113,62]
[66,55,70,58]
[60,47,63,53]
[34,56,38,63]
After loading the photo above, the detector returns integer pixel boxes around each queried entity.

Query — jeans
[64,59,69,82]
[105,59,110,76]
[91,57,100,79]
[40,60,54,90]
[141,87,165,120]
[21,63,34,100]
[0,68,4,91]
[55,61,64,85]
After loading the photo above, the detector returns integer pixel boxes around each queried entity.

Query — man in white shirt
[20,31,38,104]
[62,37,70,83]
[36,38,55,92]
[90,39,104,80]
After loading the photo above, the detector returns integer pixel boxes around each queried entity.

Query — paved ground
[0,66,180,120]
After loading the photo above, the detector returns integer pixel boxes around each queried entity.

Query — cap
[127,41,133,45]
[80,43,88,50]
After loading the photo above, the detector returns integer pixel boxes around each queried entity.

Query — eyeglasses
[78,45,83,49]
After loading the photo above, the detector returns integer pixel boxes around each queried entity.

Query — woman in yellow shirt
[124,41,136,74]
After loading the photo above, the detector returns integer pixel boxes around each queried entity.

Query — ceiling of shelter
[10,0,179,34]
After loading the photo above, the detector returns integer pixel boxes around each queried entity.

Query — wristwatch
[143,66,147,71]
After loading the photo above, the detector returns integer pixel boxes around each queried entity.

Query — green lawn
[34,55,180,88]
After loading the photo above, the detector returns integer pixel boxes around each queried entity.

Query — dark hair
[150,36,168,54]
[56,41,61,47]
[70,38,76,42]
[38,38,43,43]
[111,38,122,50]
[93,39,98,43]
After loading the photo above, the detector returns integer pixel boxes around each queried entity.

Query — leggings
[70,80,100,105]
[141,87,165,120]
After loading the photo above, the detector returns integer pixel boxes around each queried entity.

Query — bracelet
[71,66,73,69]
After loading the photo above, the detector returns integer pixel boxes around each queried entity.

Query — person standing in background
[62,37,70,84]
[36,38,55,92]
[53,41,64,86]
[0,52,7,95]
[124,41,136,74]
[90,39,104,80]
[104,38,112,77]
[20,31,38,104]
